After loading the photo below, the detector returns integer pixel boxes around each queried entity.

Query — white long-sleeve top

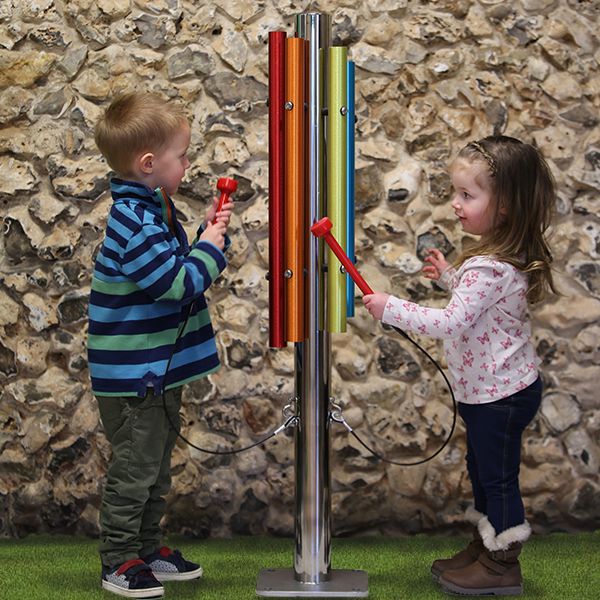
[381,256,539,404]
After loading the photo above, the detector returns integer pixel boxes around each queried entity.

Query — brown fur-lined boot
[430,508,485,582]
[439,517,531,596]
[430,531,484,582]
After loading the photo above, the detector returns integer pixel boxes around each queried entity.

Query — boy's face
[147,124,191,196]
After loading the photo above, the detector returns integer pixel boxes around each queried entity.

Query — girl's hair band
[468,140,496,176]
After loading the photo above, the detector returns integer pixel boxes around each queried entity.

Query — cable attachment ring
[282,396,299,420]
[273,397,299,435]
[329,399,353,433]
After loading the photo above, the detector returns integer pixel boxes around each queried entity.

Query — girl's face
[450,159,497,237]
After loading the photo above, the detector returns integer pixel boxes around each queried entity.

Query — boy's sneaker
[142,546,203,581]
[101,559,164,598]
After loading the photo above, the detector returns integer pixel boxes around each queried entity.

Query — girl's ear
[138,152,154,174]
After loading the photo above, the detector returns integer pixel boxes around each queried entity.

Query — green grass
[0,533,598,599]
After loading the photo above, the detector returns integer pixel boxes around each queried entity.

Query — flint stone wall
[1,0,599,538]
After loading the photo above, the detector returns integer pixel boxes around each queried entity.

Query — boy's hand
[200,220,226,250]
[205,198,234,227]
[363,293,390,321]
[422,248,450,281]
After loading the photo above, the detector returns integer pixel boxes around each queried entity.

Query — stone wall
[1,0,599,538]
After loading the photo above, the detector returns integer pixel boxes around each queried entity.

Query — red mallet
[213,177,238,223]
[310,217,373,295]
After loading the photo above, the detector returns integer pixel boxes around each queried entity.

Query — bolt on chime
[258,11,367,598]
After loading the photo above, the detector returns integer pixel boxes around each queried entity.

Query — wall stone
[1,0,599,539]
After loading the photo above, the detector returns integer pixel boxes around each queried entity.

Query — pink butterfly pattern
[380,256,538,405]
[463,350,474,367]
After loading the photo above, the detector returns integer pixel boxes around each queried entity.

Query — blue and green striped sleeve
[120,222,227,303]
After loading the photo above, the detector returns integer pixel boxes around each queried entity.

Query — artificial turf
[0,533,598,599]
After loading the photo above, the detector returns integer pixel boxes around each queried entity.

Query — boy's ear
[138,152,154,174]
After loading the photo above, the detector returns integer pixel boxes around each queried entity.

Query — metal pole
[295,11,330,584]
[257,11,368,598]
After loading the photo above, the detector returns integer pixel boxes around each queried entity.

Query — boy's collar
[110,177,173,204]
[111,177,158,200]
[110,178,178,238]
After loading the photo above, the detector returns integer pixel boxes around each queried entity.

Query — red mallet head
[217,177,238,195]
[310,217,333,238]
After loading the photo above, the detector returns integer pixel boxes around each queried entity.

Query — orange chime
[283,37,307,343]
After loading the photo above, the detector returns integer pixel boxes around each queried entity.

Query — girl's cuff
[381,295,401,326]
[438,266,457,290]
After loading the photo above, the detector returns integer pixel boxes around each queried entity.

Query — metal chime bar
[268,31,286,349]
[284,37,307,343]
[346,61,356,319]
[327,47,348,333]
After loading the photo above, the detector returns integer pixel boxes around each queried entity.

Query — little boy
[88,91,233,598]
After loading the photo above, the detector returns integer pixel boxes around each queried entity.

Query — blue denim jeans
[458,376,542,535]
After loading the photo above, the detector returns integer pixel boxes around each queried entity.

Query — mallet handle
[213,178,237,224]
[214,192,228,222]
[321,231,373,296]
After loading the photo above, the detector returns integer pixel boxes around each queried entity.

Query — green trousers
[96,387,182,568]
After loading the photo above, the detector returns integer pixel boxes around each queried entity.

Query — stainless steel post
[257,11,368,598]
[294,11,330,584]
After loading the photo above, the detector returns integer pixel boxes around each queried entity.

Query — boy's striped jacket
[87,178,228,397]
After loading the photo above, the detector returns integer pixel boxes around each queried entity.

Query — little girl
[363,136,556,596]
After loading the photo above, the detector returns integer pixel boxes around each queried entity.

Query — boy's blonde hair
[95,92,188,176]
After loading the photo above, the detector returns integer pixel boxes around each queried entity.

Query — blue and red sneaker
[101,558,164,598]
[142,546,203,581]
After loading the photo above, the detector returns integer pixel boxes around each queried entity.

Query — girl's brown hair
[454,135,557,304]
[95,92,188,176]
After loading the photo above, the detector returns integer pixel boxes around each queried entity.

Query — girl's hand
[422,248,450,281]
[200,220,226,250]
[205,198,234,228]
[363,293,390,321]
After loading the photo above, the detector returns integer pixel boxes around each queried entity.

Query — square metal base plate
[256,568,368,598]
